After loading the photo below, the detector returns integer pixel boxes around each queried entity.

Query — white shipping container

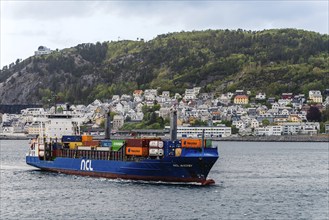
[78,146,92,150]
[96,147,110,151]
[38,144,45,150]
[149,141,164,148]
[149,148,164,156]
[149,148,159,156]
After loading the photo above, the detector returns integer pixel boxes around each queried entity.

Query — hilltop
[0,28,328,105]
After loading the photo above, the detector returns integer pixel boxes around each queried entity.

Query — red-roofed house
[234,95,249,105]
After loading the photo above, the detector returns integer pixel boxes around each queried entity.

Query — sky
[1,0,328,68]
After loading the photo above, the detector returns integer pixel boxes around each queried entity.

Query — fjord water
[1,140,328,219]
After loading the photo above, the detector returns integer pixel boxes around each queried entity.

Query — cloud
[3,1,98,20]
[2,1,328,33]
[1,0,328,67]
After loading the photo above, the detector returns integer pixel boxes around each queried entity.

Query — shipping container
[112,140,124,147]
[206,139,212,148]
[125,146,149,157]
[52,149,61,157]
[149,148,164,157]
[149,140,164,148]
[111,140,125,151]
[38,144,45,151]
[78,146,92,150]
[62,135,82,142]
[126,139,149,147]
[82,135,93,142]
[82,140,100,147]
[181,139,205,148]
[69,142,83,150]
[100,140,112,147]
[96,147,110,151]
[39,151,44,157]
[52,143,62,150]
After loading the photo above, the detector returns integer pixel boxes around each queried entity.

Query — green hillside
[0,28,328,104]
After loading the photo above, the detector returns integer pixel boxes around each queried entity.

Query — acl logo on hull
[80,159,94,171]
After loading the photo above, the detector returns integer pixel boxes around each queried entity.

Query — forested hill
[0,28,328,105]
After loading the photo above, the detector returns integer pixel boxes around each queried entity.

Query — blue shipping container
[62,135,82,142]
[101,140,112,147]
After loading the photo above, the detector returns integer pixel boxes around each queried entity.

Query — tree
[125,115,131,122]
[322,106,329,122]
[306,106,322,122]
[100,119,105,129]
[262,119,270,126]
[15,59,21,65]
[110,112,117,121]
[231,125,239,134]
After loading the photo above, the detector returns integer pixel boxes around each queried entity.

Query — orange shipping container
[82,135,93,142]
[181,139,205,148]
[125,146,149,157]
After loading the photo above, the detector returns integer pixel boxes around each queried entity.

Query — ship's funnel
[105,110,111,139]
[170,109,177,141]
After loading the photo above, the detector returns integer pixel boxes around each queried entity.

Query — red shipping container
[125,139,149,147]
[82,140,100,147]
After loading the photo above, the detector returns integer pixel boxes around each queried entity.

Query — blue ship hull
[26,148,218,184]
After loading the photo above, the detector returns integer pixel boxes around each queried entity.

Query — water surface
[1,140,328,219]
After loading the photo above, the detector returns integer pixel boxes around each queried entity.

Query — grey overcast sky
[1,1,328,67]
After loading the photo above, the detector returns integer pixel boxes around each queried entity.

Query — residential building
[35,46,52,56]
[133,90,143,97]
[233,95,249,105]
[281,93,293,100]
[288,114,302,123]
[112,115,124,130]
[235,90,245,95]
[250,119,260,128]
[255,93,266,100]
[309,90,323,103]
[184,89,197,100]
[159,107,171,119]
[144,89,157,101]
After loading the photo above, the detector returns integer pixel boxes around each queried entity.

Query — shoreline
[1,134,328,142]
[217,135,329,142]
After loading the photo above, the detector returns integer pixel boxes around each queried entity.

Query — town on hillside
[1,88,329,139]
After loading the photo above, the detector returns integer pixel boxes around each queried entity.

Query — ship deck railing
[58,149,123,161]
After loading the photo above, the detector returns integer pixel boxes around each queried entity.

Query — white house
[309,90,323,103]
[112,115,124,130]
[255,93,266,100]
[250,119,260,128]
[35,46,52,56]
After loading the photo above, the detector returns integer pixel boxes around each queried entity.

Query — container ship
[26,111,219,185]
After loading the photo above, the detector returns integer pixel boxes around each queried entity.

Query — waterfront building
[165,125,232,138]
[255,126,283,136]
